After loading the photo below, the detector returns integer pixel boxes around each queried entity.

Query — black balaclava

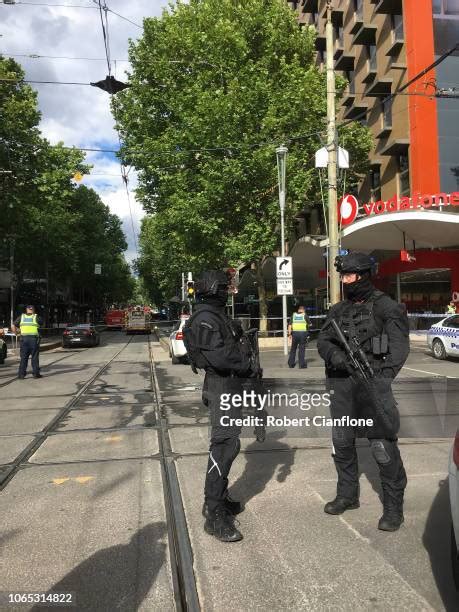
[343,272,374,302]
[201,287,228,308]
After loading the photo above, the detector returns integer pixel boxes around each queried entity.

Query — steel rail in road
[0,336,134,490]
[148,337,201,612]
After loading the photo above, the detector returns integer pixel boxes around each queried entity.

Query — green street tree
[0,56,135,316]
[116,0,372,327]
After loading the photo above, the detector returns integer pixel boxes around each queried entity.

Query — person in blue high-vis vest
[288,305,310,369]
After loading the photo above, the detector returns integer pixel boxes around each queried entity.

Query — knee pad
[370,439,392,465]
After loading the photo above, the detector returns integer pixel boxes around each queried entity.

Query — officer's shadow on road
[230,430,296,506]
[31,522,167,612]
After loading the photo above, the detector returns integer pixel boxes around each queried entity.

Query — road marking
[52,477,70,485]
[52,476,95,485]
[103,435,123,442]
[402,366,458,379]
[306,485,371,544]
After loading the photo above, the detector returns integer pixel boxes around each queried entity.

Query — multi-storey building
[280,0,459,314]
[292,0,459,200]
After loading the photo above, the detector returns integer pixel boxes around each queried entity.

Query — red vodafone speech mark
[338,195,359,226]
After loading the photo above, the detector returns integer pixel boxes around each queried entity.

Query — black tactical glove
[329,350,349,372]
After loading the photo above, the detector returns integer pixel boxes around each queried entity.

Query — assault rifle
[243,328,266,443]
[329,319,397,436]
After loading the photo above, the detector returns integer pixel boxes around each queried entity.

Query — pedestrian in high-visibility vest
[12,305,43,379]
[446,301,456,315]
[287,305,310,369]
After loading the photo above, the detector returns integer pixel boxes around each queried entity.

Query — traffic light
[187,281,195,298]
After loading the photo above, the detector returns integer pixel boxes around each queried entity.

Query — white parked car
[427,315,459,360]
[169,317,189,364]
[449,431,459,589]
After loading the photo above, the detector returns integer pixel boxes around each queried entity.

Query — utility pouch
[372,333,389,355]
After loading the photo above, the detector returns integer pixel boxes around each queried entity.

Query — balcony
[341,89,356,107]
[344,103,368,121]
[349,1,365,34]
[301,0,318,13]
[335,50,355,71]
[365,78,392,97]
[352,23,377,45]
[320,2,344,26]
[386,15,404,56]
[380,138,410,156]
[374,0,402,14]
[315,32,326,51]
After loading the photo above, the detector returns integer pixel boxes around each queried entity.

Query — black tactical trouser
[328,375,407,507]
[203,372,243,513]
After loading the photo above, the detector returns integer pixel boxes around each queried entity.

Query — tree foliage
[0,57,134,313]
[116,0,372,301]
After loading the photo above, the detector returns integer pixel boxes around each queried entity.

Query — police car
[427,315,459,360]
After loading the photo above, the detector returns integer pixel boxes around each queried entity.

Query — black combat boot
[204,506,243,542]
[324,496,360,515]
[378,502,404,532]
[202,496,244,518]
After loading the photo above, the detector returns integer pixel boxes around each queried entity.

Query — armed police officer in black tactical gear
[317,253,409,532]
[183,270,256,542]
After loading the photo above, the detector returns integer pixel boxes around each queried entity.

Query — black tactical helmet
[335,252,375,275]
[195,270,229,296]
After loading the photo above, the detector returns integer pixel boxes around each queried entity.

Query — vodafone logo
[338,195,359,226]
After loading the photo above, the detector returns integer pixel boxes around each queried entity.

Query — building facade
[290,0,459,203]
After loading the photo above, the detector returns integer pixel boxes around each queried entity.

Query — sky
[0,0,175,263]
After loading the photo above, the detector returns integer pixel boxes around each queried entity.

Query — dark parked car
[62,324,100,348]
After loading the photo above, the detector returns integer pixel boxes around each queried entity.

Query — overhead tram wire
[6,1,143,29]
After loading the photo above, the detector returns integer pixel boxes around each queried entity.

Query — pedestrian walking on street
[446,300,456,315]
[183,270,257,542]
[317,253,409,532]
[288,304,310,368]
[12,305,43,379]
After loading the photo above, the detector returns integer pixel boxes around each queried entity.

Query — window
[382,98,393,129]
[346,70,355,94]
[370,167,382,201]
[391,14,404,41]
[367,45,377,71]
[445,1,459,15]
[445,315,459,328]
[398,153,410,196]
[354,0,363,20]
[335,24,344,48]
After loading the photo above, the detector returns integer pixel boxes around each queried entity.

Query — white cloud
[1,0,173,262]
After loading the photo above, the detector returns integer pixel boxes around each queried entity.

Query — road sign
[94,264,102,275]
[276,256,292,279]
[277,278,293,295]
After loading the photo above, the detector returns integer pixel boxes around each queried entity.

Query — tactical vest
[183,306,237,373]
[20,314,39,336]
[337,291,389,366]
[291,312,308,332]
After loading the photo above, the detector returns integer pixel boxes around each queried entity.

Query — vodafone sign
[338,195,359,226]
[338,192,459,227]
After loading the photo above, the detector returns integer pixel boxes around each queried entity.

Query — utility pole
[326,1,340,306]
[9,237,15,329]
[181,272,185,302]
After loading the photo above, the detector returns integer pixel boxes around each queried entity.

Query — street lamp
[276,144,289,356]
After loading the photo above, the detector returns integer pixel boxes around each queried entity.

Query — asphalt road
[0,332,458,611]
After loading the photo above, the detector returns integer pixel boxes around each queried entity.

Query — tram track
[0,336,134,490]
[148,337,200,612]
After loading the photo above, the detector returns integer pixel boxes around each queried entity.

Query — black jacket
[317,291,410,379]
[187,303,251,376]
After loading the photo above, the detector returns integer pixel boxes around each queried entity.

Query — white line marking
[306,485,370,544]
[402,366,458,379]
